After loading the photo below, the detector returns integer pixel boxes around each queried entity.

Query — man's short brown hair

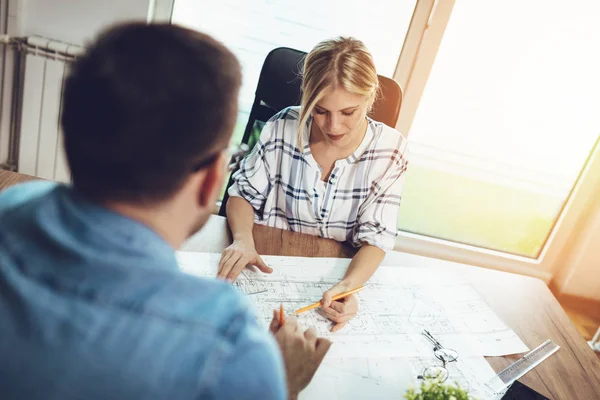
[62,22,241,203]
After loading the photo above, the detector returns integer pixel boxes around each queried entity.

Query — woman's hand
[218,239,273,282]
[320,282,359,332]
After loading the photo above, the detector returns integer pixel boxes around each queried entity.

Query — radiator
[1,35,82,182]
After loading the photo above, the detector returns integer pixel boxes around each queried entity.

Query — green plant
[404,379,473,400]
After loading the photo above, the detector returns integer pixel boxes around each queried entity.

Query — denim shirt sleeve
[0,181,58,213]
[208,298,286,400]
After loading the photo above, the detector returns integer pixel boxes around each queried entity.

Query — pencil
[295,286,365,315]
[280,304,285,326]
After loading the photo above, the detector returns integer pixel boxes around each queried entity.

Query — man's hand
[269,310,331,399]
[217,240,273,281]
[321,283,359,332]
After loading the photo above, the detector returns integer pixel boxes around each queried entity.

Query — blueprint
[301,355,503,400]
[176,252,528,358]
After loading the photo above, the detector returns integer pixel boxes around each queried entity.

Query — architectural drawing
[177,252,528,358]
[300,355,502,399]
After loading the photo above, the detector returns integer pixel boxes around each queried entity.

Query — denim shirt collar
[62,187,178,271]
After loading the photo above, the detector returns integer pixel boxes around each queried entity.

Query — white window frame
[148,0,174,22]
[394,135,600,283]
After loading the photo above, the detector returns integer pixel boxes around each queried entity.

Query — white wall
[0,0,157,170]
[21,0,152,46]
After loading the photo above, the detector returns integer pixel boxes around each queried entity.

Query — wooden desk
[2,170,600,398]
[0,169,38,190]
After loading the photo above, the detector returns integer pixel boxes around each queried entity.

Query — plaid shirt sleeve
[353,140,409,251]
[227,119,277,215]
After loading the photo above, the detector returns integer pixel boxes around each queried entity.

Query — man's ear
[198,153,226,208]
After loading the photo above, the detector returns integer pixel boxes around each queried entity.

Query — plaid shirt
[229,107,408,251]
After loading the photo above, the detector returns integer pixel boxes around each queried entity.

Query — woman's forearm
[226,196,256,243]
[340,244,385,288]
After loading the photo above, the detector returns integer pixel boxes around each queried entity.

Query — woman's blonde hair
[298,37,379,147]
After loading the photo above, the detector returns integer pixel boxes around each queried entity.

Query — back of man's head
[61,22,241,203]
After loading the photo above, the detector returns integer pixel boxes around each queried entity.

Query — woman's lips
[327,133,345,141]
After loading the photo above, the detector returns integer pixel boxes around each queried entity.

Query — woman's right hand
[217,239,273,282]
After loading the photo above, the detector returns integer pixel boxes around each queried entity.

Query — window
[172,0,417,144]
[398,0,600,258]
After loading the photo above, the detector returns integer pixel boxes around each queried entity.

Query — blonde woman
[218,37,409,331]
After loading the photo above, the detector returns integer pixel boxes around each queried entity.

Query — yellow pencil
[280,304,285,326]
[295,286,364,315]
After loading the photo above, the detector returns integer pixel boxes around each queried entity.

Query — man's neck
[103,201,187,249]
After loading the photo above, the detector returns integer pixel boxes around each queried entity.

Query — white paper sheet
[177,252,529,358]
[301,355,503,400]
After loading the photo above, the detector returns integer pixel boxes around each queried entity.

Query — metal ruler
[485,339,560,393]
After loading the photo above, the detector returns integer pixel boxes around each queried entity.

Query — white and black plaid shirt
[229,106,409,250]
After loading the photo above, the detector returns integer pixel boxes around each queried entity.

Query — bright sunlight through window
[399,0,600,257]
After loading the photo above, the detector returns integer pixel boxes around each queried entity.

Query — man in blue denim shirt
[0,23,330,399]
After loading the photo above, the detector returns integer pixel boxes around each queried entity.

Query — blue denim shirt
[0,182,286,399]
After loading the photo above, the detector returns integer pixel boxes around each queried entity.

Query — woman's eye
[342,111,356,116]
[315,109,327,115]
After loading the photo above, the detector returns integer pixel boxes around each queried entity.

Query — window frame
[390,0,600,280]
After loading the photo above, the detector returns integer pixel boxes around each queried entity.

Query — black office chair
[218,47,403,216]
[219,47,305,216]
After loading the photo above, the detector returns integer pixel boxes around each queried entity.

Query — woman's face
[311,86,370,148]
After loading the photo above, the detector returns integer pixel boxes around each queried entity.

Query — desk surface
[2,169,600,399]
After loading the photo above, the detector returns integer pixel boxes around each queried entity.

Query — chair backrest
[254,47,306,117]
[218,47,403,215]
[242,47,306,151]
[219,47,306,216]
[371,75,402,128]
